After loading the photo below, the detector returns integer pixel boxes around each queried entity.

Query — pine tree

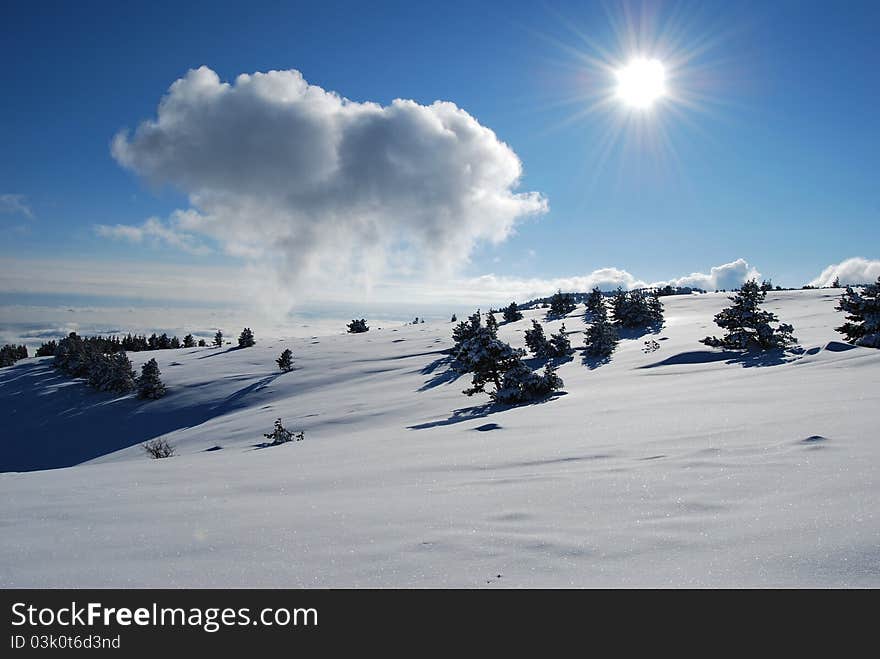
[276,348,294,372]
[832,276,841,288]
[462,334,527,399]
[451,310,491,372]
[502,302,523,323]
[347,319,369,333]
[213,330,223,347]
[701,279,797,351]
[548,290,576,318]
[612,289,664,328]
[170,336,181,349]
[835,276,880,348]
[524,320,552,358]
[183,334,196,348]
[238,327,255,348]
[88,351,136,393]
[35,340,57,357]
[450,314,457,323]
[549,324,572,357]
[492,360,563,404]
[198,339,206,347]
[138,358,167,399]
[584,287,605,321]
[485,310,499,334]
[0,344,28,367]
[583,304,619,358]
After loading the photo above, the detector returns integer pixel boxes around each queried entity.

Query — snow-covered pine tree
[502,302,523,323]
[276,348,294,372]
[524,319,552,358]
[461,333,527,399]
[35,340,57,357]
[584,287,605,321]
[238,327,255,348]
[701,279,797,350]
[451,310,491,372]
[183,334,196,348]
[213,330,223,347]
[138,358,167,399]
[0,344,28,367]
[832,276,841,288]
[485,310,499,334]
[611,289,664,328]
[549,324,573,357]
[548,290,577,318]
[583,303,619,358]
[835,276,880,348]
[492,360,563,404]
[88,351,136,393]
[347,319,369,333]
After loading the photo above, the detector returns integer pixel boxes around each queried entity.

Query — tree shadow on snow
[408,392,567,430]
[0,359,284,472]
[616,322,664,341]
[581,349,613,370]
[417,353,465,391]
[639,346,805,369]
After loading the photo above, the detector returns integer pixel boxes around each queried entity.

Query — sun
[615,57,667,110]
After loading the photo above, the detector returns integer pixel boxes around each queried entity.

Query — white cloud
[0,194,33,219]
[662,258,761,291]
[109,66,547,294]
[809,257,880,287]
[95,211,211,255]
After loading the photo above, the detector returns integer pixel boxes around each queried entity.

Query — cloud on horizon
[108,66,547,296]
[1,256,762,314]
[809,257,880,287]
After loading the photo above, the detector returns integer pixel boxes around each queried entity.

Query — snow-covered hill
[1,289,878,587]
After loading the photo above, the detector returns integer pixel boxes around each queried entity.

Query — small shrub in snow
[276,348,294,372]
[347,319,369,333]
[264,418,304,445]
[143,438,174,459]
[502,302,523,323]
[701,280,797,351]
[197,339,207,347]
[835,276,880,348]
[138,358,167,399]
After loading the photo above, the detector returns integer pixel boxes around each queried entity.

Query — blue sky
[2,0,878,309]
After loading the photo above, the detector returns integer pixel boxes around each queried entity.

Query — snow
[1,288,878,587]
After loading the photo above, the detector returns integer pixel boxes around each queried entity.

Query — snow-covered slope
[1,289,878,587]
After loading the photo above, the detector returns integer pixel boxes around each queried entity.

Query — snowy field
[1,288,878,587]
